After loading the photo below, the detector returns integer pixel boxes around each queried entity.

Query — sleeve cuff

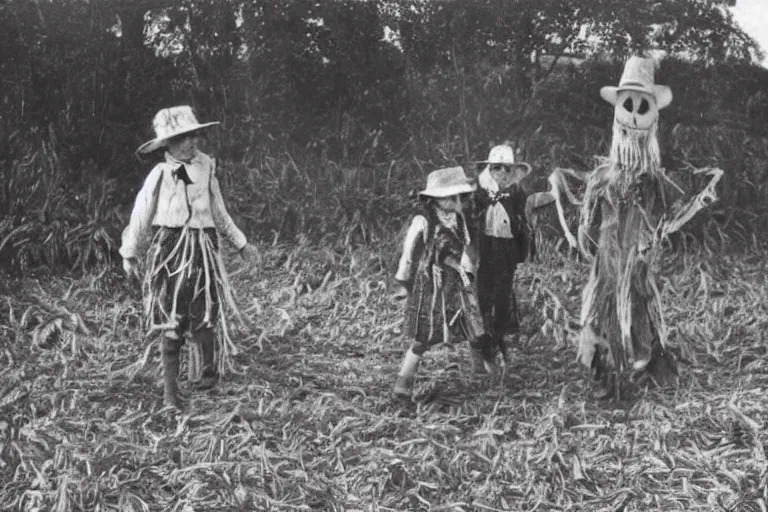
[118,247,135,259]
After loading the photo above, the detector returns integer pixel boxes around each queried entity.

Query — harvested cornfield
[1,237,768,511]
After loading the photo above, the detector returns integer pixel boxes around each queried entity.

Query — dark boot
[192,328,218,391]
[470,334,497,374]
[470,345,488,374]
[162,335,183,408]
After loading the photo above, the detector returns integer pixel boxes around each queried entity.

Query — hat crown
[618,56,657,90]
[426,166,469,190]
[599,55,672,110]
[152,106,200,140]
[485,144,516,165]
[419,166,475,197]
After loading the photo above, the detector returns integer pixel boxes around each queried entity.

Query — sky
[731,0,768,66]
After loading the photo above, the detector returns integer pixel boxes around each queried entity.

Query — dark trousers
[477,235,522,336]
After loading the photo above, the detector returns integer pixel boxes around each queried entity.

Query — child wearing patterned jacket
[392,166,496,401]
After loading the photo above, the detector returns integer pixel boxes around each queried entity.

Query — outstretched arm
[660,167,723,239]
[546,168,588,249]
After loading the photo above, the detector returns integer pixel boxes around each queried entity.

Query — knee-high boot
[193,328,218,390]
[162,334,182,408]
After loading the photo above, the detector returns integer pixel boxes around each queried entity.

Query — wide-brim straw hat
[419,166,476,198]
[136,105,220,154]
[473,144,532,176]
[599,55,672,109]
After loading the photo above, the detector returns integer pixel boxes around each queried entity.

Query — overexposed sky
[732,0,768,65]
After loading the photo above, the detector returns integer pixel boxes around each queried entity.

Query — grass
[2,222,768,512]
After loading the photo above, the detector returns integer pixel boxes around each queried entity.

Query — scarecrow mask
[475,144,532,193]
[601,56,672,135]
[489,164,527,189]
[614,90,657,132]
[600,56,672,170]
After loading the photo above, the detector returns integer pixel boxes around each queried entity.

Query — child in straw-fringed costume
[535,57,722,399]
[120,106,259,409]
[392,166,497,401]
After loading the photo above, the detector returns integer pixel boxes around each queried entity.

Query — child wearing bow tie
[472,143,535,365]
[120,105,258,409]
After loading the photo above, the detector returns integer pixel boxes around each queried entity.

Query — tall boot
[192,328,218,391]
[162,334,182,408]
[394,348,421,400]
[470,334,497,374]
[470,344,488,374]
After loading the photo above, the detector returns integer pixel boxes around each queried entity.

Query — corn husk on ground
[2,232,768,511]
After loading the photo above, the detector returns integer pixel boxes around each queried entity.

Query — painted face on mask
[614,89,658,136]
[435,194,462,213]
[490,164,527,189]
[610,89,661,170]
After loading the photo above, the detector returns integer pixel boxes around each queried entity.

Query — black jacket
[468,185,535,262]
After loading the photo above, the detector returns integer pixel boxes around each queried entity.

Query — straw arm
[659,167,723,239]
[546,169,580,248]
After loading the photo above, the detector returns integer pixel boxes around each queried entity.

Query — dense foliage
[1,0,767,272]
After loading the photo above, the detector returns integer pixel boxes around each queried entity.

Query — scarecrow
[531,56,723,398]
[120,105,259,408]
[471,143,535,364]
[393,166,496,401]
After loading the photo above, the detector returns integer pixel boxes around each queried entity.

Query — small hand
[239,243,262,265]
[392,281,409,300]
[458,268,472,288]
[122,257,139,280]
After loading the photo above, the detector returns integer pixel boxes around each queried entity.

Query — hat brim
[136,121,220,154]
[600,85,672,110]
[418,183,476,198]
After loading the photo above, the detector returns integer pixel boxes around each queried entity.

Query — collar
[436,209,458,229]
[478,168,499,193]
[164,150,201,166]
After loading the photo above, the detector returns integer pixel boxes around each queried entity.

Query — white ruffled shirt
[119,151,247,259]
[478,168,514,239]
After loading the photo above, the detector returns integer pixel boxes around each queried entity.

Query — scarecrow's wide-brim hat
[599,55,673,109]
[419,166,476,198]
[136,105,220,154]
[473,144,533,176]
